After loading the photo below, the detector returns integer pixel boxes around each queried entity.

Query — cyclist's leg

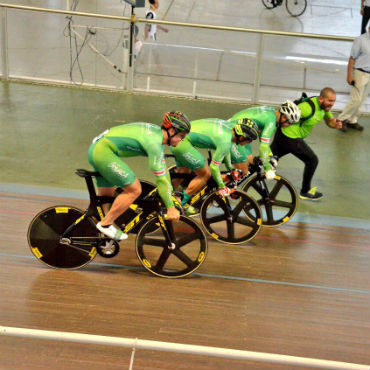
[170,137,207,205]
[185,165,211,198]
[231,143,252,175]
[88,139,142,238]
[171,167,192,190]
[99,180,142,226]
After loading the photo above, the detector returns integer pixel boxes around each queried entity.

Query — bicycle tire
[135,215,207,278]
[200,190,262,244]
[242,174,297,227]
[27,206,99,269]
[261,0,276,9]
[285,0,307,16]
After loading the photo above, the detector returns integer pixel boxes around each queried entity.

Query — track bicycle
[27,169,208,278]
[262,0,307,17]
[166,160,263,244]
[167,152,297,227]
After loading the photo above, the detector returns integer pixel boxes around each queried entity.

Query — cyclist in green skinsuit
[88,112,191,241]
[229,100,301,179]
[170,118,259,213]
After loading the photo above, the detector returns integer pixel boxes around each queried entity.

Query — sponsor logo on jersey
[231,145,242,159]
[125,145,141,152]
[183,153,201,166]
[108,162,129,179]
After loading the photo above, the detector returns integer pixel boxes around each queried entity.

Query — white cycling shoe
[96,222,128,242]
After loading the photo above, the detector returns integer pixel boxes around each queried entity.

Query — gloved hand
[218,187,231,197]
[269,155,279,170]
[265,169,276,180]
[231,169,243,182]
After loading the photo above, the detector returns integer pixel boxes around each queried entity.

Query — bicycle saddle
[75,169,101,178]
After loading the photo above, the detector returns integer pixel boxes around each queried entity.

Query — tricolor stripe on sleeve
[211,159,222,166]
[261,137,270,144]
[153,168,166,177]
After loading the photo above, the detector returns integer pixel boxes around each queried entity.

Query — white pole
[0,326,368,370]
[1,6,8,79]
[252,33,264,104]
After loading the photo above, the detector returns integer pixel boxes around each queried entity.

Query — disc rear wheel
[27,206,99,269]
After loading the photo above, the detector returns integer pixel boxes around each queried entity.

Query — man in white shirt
[145,0,168,41]
[339,25,370,131]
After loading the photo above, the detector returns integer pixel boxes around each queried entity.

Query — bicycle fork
[157,214,176,250]
[257,178,271,202]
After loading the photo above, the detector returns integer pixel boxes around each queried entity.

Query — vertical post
[192,50,199,98]
[122,42,129,89]
[303,64,307,90]
[146,76,151,91]
[128,338,138,370]
[252,33,264,104]
[126,5,135,91]
[1,6,9,80]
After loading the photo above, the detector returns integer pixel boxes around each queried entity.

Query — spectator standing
[145,0,168,41]
[339,25,370,132]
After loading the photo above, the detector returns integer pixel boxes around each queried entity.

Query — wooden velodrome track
[0,190,368,370]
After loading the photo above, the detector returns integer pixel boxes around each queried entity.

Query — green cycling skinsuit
[88,122,174,209]
[170,118,235,189]
[230,106,279,171]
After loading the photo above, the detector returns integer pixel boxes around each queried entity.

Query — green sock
[181,192,192,206]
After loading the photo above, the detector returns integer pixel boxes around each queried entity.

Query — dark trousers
[270,127,319,193]
[361,6,370,34]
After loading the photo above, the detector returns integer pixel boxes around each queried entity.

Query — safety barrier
[1,326,369,370]
[0,2,363,108]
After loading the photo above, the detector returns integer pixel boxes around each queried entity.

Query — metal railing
[1,326,368,370]
[0,2,362,108]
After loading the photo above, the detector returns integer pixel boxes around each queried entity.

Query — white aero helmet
[280,100,301,124]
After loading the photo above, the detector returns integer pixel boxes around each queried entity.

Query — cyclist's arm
[224,153,234,171]
[210,145,230,188]
[148,150,174,209]
[259,142,272,171]
[155,174,175,209]
[259,121,276,171]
